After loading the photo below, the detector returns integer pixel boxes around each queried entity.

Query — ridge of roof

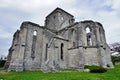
[46,7,74,18]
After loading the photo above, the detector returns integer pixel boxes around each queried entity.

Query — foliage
[85,65,107,73]
[90,68,107,73]
[0,65,120,80]
[111,56,120,65]
[0,60,6,68]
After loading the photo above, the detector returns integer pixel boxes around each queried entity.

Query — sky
[0,0,120,55]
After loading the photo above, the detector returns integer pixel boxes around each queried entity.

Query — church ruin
[4,8,114,72]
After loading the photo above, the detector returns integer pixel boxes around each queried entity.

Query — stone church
[4,8,113,72]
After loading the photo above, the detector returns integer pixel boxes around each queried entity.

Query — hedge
[0,60,6,68]
[85,65,107,73]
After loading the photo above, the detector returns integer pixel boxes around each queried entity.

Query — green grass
[0,68,4,70]
[0,65,120,80]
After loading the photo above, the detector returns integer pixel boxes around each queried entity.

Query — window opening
[33,30,37,36]
[45,43,48,61]
[87,36,92,46]
[73,42,75,47]
[31,30,37,60]
[61,43,64,60]
[86,27,90,33]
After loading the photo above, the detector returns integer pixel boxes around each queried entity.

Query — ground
[0,65,120,80]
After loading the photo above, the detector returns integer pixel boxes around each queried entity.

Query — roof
[58,22,79,33]
[46,7,74,18]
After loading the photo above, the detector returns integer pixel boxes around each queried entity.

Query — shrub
[0,60,6,68]
[85,65,107,73]
[90,68,107,73]
[111,56,120,65]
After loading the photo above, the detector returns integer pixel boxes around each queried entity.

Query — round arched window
[33,30,37,36]
[86,27,90,33]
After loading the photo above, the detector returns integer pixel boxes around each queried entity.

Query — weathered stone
[4,7,114,72]
[84,69,90,72]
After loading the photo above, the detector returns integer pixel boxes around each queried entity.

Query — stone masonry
[4,8,114,72]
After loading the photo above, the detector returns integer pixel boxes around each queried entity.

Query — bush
[0,60,6,68]
[85,65,107,73]
[111,56,120,65]
[90,68,107,73]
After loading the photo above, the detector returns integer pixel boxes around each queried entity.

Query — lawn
[0,65,120,80]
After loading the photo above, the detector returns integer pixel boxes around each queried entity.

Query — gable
[46,7,74,18]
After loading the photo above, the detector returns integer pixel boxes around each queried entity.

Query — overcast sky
[0,0,120,55]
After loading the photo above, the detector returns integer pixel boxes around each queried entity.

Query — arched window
[86,27,90,33]
[31,30,37,60]
[87,35,92,46]
[99,28,103,43]
[86,27,93,46]
[61,43,64,60]
[33,30,37,36]
[71,29,76,47]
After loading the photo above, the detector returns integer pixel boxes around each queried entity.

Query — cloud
[111,0,120,10]
[0,29,11,39]
[0,25,12,55]
[0,0,120,55]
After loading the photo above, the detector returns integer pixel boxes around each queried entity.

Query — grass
[0,65,120,80]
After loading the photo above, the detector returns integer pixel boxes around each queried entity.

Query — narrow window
[33,30,37,36]
[31,30,37,60]
[45,43,48,61]
[61,17,64,20]
[86,27,92,46]
[73,42,75,47]
[86,27,90,33]
[87,35,92,46]
[99,28,103,43]
[61,43,64,60]
[69,19,71,24]
[89,37,92,46]
[53,16,55,19]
